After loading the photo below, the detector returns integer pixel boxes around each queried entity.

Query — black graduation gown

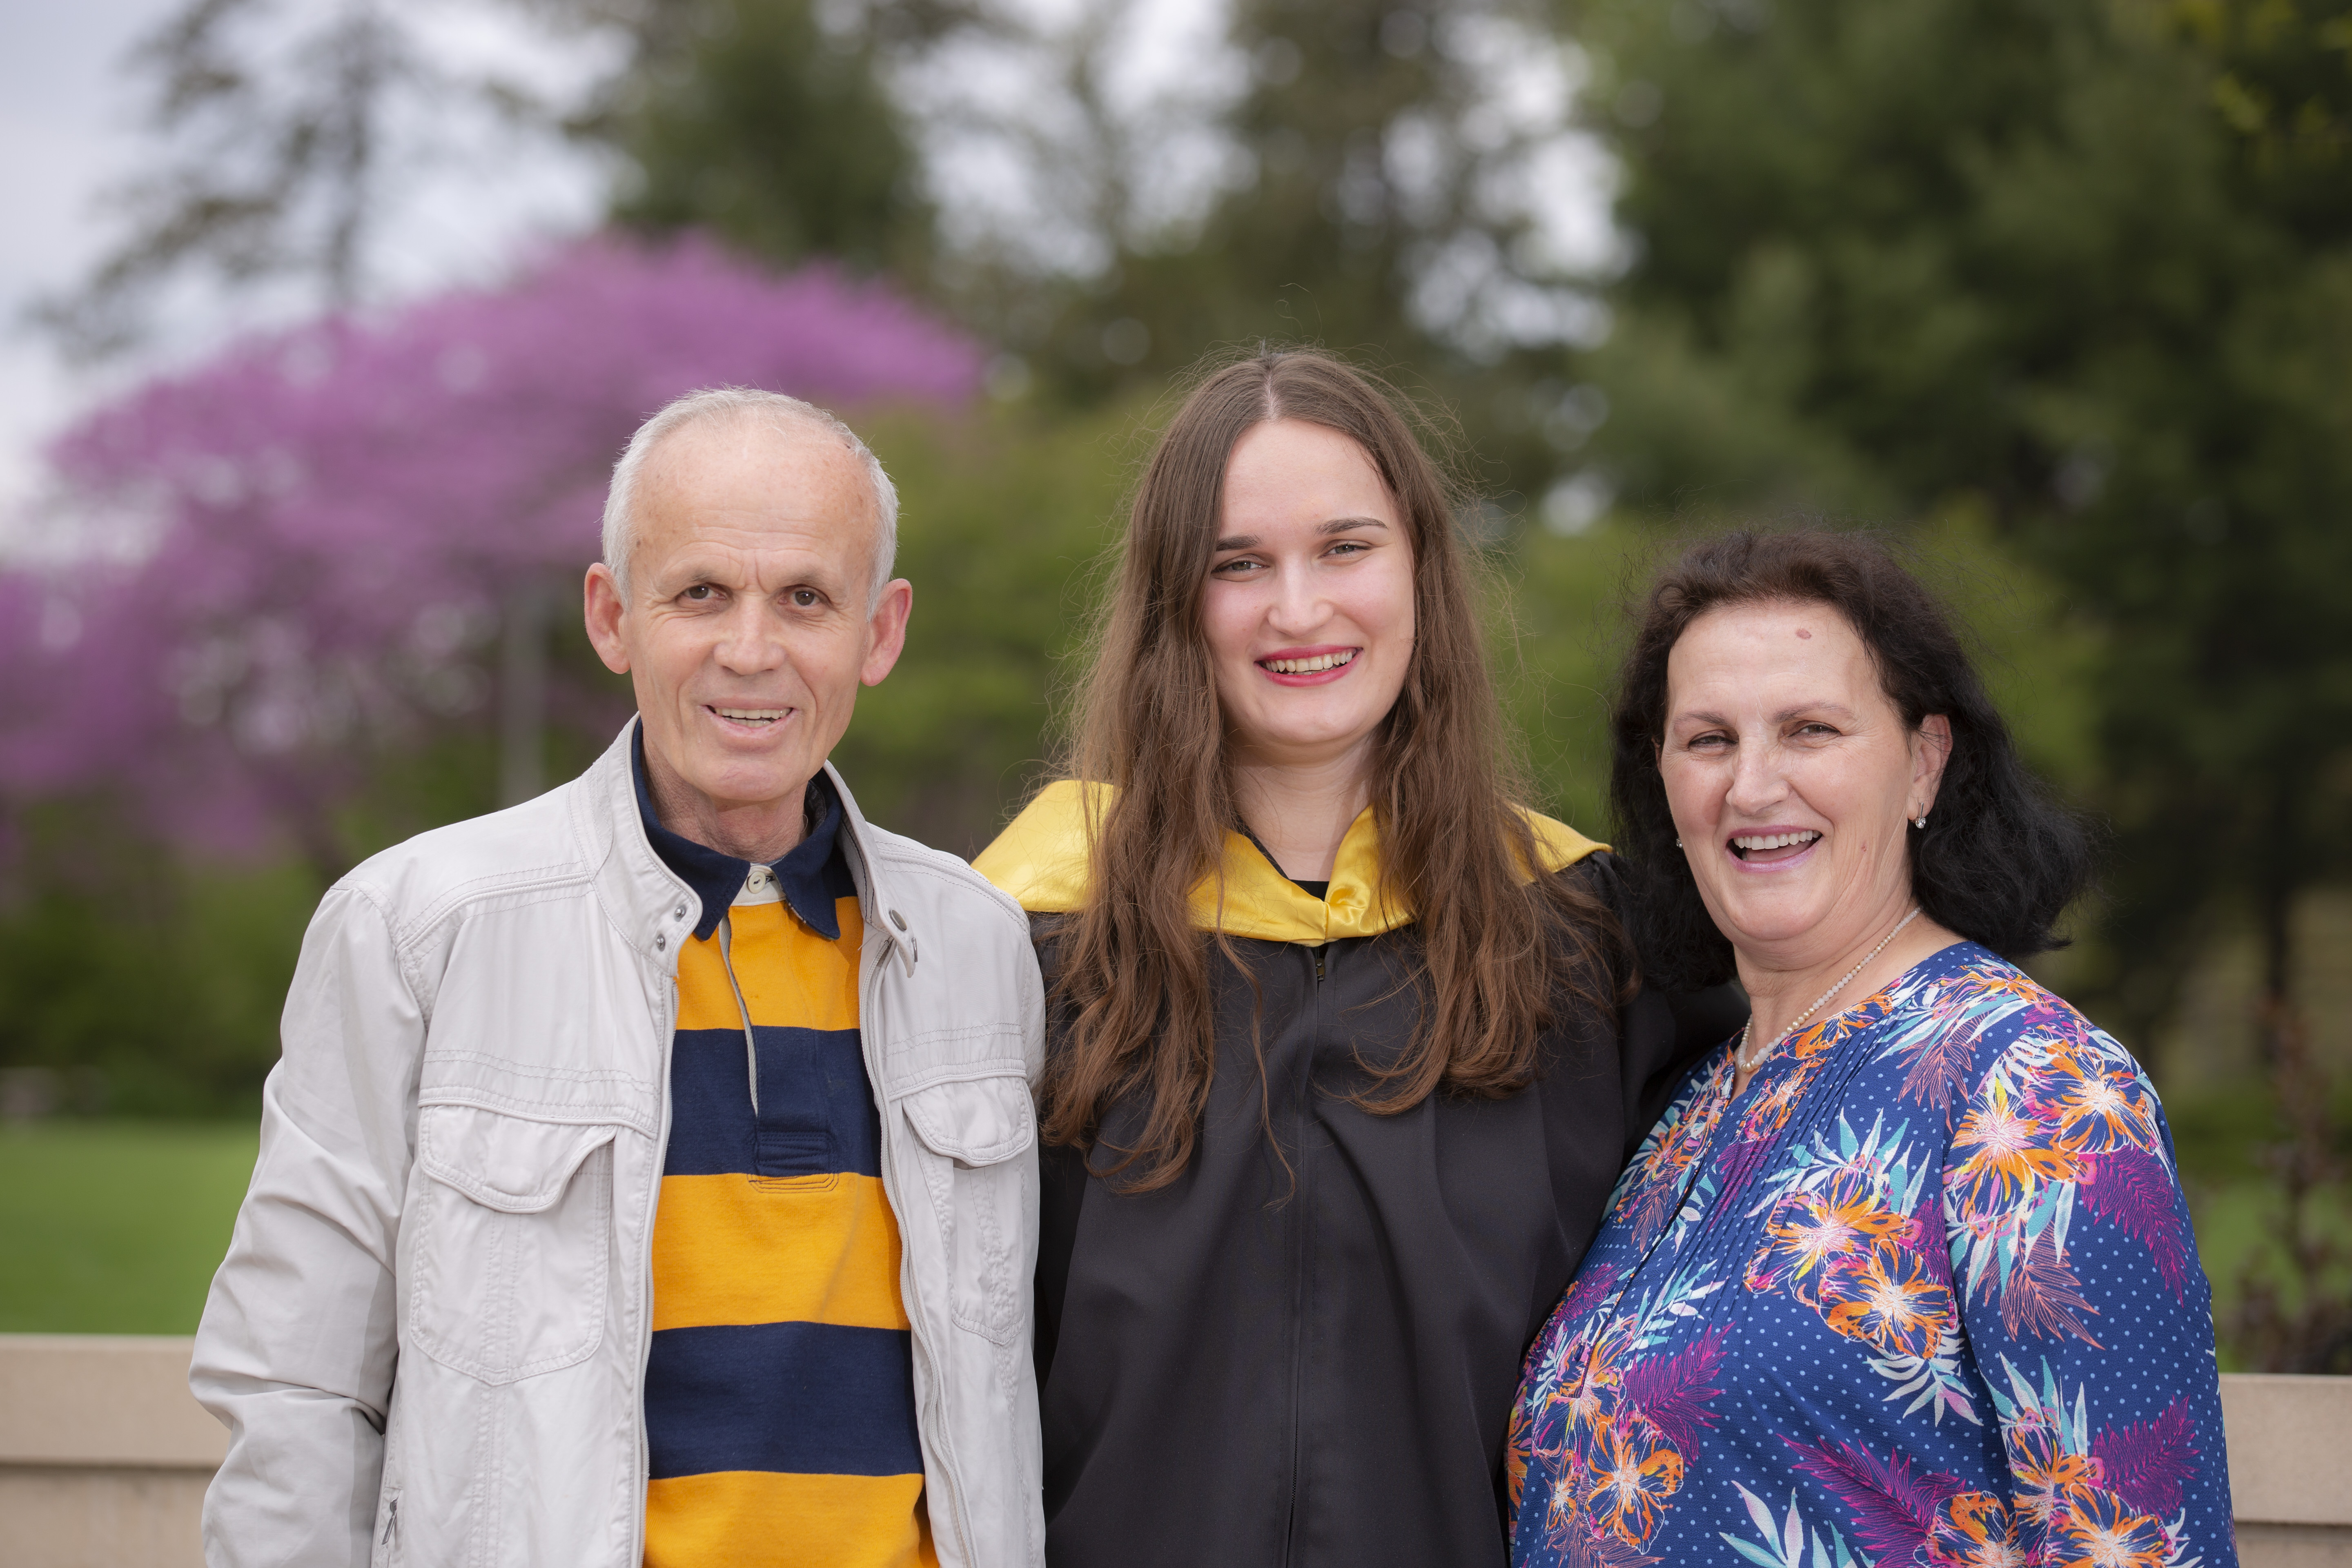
[1027,853,1738,1568]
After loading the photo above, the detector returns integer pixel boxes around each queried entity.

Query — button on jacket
[975,784,1727,1568]
[192,719,1048,1568]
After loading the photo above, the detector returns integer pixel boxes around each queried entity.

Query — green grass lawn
[0,1116,2341,1359]
[0,1119,258,1334]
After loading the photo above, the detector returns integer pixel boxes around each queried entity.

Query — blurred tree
[831,399,1143,855]
[0,235,980,882]
[35,0,519,358]
[0,805,317,1116]
[37,0,938,354]
[961,0,1609,492]
[604,0,1615,496]
[1566,0,2352,1368]
[1022,0,1488,385]
[598,0,935,274]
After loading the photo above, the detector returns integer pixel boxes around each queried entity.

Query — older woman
[975,351,1730,1567]
[1508,532,2235,1568]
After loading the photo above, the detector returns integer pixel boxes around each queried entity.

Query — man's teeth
[1732,831,1821,851]
[714,707,786,723]
[1263,650,1357,675]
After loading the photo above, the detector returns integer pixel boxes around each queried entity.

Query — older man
[192,389,1046,1568]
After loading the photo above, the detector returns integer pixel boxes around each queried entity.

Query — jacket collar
[627,727,846,940]
[574,718,914,973]
[971,779,1605,946]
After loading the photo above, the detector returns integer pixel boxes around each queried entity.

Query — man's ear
[584,564,631,675]
[860,579,914,688]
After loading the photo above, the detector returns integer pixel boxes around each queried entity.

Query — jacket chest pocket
[407,1103,617,1384]
[900,1073,1035,1346]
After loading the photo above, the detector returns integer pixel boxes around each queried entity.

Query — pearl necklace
[1733,906,1924,1077]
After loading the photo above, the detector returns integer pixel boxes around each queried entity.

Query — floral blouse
[1508,942,2234,1568]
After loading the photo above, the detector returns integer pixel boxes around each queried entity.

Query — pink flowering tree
[0,234,982,873]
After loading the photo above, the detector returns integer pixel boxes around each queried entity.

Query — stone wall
[2,1336,2346,1566]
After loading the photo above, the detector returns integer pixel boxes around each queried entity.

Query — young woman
[974,351,1733,1567]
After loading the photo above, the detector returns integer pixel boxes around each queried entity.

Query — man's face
[584,417,911,858]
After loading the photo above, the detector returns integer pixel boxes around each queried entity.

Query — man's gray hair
[601,386,900,603]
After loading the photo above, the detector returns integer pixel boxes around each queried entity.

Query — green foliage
[0,716,620,1118]
[1499,524,1629,837]
[1568,0,2352,1040]
[1038,0,1466,390]
[2172,0,2352,227]
[1500,506,2103,837]
[0,1121,259,1333]
[0,813,315,1117]
[1568,0,2352,1367]
[836,398,1146,855]
[612,0,932,274]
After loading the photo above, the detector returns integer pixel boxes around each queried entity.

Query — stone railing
[2223,1374,2352,1568]
[0,1337,224,1568]
[2,1335,2346,1566]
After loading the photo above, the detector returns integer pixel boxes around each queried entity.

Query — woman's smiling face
[1203,418,1416,770]
[1660,600,1949,969]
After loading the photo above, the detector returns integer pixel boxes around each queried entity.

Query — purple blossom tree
[0,234,982,874]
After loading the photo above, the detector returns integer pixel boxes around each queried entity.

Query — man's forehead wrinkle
[628,412,884,614]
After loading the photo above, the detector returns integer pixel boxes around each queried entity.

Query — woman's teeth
[1263,650,1356,674]
[715,707,786,725]
[1732,831,1821,854]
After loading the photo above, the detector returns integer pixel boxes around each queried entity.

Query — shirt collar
[631,728,847,941]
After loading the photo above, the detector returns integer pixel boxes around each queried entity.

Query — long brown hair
[1042,349,1625,1190]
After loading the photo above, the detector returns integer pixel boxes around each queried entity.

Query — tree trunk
[2232,884,2352,1372]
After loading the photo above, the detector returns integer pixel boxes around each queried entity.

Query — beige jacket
[192,720,1046,1568]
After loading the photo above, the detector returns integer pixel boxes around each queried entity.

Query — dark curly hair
[1610,529,2095,992]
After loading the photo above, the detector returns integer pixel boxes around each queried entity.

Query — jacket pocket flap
[901,1075,1035,1168]
[417,1104,619,1213]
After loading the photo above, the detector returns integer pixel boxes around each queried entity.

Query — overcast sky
[0,0,1242,534]
[0,0,174,516]
[0,0,1611,535]
[0,0,608,530]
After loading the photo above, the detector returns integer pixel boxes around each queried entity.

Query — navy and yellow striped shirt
[635,743,933,1568]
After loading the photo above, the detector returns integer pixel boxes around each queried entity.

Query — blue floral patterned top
[1508,942,2234,1568]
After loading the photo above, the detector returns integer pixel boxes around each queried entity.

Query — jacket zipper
[628,969,680,1568]
[861,906,982,1565]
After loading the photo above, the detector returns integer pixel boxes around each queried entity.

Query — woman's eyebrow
[1214,517,1390,552]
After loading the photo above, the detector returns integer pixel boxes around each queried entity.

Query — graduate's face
[1201,419,1416,775]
